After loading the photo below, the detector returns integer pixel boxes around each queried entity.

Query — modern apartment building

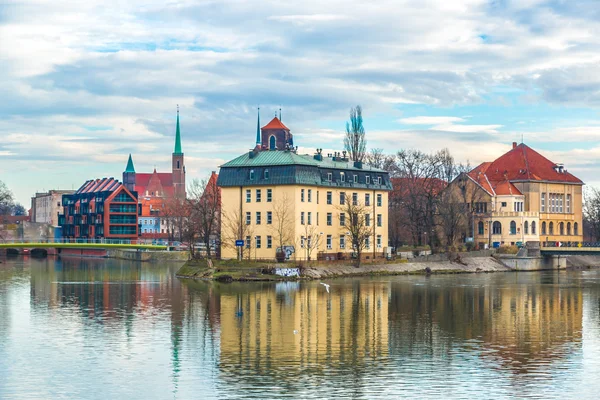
[218,114,392,260]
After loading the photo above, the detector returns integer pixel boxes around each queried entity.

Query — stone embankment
[106,249,190,262]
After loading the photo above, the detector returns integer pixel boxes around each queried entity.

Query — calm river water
[2,256,600,399]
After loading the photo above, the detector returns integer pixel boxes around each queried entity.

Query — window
[341,172,346,182]
[567,194,571,213]
[474,202,487,214]
[327,173,332,182]
[574,222,579,236]
[510,221,517,235]
[267,189,272,202]
[352,193,358,205]
[245,236,251,249]
[549,222,554,235]
[501,202,507,207]
[250,170,255,180]
[327,191,332,205]
[267,236,272,248]
[567,222,571,235]
[524,221,529,234]
[327,235,332,249]
[541,193,546,212]
[264,169,269,179]
[256,189,262,202]
[377,176,382,185]
[365,214,371,227]
[366,176,371,185]
[301,212,305,225]
[307,212,312,225]
[308,189,312,202]
[269,135,276,150]
[317,191,319,204]
[307,236,312,248]
[377,194,382,207]
[340,213,346,226]
[301,189,305,202]
[531,221,536,234]
[377,214,382,227]
[377,235,382,248]
[267,211,272,224]
[514,202,523,212]
[365,193,371,206]
[246,212,251,225]
[478,221,484,235]
[492,221,502,235]
[301,236,305,248]
[246,189,251,203]
[256,212,261,225]
[559,222,564,235]
[316,212,319,225]
[365,236,370,249]
[340,192,346,205]
[340,236,346,249]
[354,175,358,183]
[255,236,261,249]
[327,213,332,226]
[541,221,546,235]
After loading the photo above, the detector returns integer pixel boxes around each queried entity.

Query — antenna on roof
[521,132,524,144]
[279,107,282,121]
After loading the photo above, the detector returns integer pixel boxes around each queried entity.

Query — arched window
[541,221,546,235]
[177,160,180,169]
[559,222,564,235]
[567,222,571,235]
[549,222,554,235]
[269,135,276,150]
[574,222,579,236]
[524,221,529,235]
[478,221,484,235]
[510,221,517,235]
[531,221,537,234]
[493,221,502,235]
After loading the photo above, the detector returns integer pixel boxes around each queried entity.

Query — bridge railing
[541,241,600,248]
[0,238,171,246]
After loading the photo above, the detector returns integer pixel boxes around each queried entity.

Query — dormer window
[327,173,332,182]
[354,175,358,183]
[250,169,255,180]
[366,176,371,184]
[340,172,345,182]
[264,169,269,179]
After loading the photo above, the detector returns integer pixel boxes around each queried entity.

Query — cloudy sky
[1,0,600,206]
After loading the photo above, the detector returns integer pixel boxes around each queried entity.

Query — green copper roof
[125,154,135,173]
[174,109,183,154]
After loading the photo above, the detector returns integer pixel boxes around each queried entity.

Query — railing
[542,242,599,248]
[1,238,142,245]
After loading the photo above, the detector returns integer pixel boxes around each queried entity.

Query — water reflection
[1,257,600,399]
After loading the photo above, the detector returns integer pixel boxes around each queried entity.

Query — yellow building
[217,115,391,261]
[449,142,583,247]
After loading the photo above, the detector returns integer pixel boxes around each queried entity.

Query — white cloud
[399,116,466,125]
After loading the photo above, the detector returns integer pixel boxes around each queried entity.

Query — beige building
[449,142,583,247]
[217,116,391,261]
[31,190,74,226]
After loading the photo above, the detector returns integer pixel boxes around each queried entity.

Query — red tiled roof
[76,178,123,195]
[262,117,290,131]
[493,181,523,196]
[135,173,173,188]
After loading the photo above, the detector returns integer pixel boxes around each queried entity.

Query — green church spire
[125,154,135,173]
[256,107,261,145]
[174,105,183,155]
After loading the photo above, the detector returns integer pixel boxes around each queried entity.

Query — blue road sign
[235,240,244,247]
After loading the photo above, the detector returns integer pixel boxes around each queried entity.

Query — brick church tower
[172,106,186,199]
[256,108,294,151]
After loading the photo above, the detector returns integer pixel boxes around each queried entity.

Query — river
[1,256,600,399]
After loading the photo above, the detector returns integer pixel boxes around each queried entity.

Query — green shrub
[496,245,519,254]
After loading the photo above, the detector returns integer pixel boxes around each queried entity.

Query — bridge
[0,239,168,256]
[540,243,600,256]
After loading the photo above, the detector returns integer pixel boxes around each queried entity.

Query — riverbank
[176,255,513,281]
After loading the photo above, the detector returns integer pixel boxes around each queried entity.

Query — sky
[1,0,600,206]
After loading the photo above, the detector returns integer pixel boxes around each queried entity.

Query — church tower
[172,106,186,199]
[123,154,136,193]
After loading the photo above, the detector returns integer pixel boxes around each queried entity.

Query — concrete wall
[106,249,190,262]
[495,254,565,271]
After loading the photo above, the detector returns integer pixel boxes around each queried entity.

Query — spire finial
[174,105,182,154]
[256,106,261,145]
[279,107,282,121]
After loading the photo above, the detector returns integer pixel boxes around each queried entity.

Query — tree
[12,203,26,216]
[338,195,371,267]
[301,223,322,262]
[221,208,254,260]
[584,187,600,242]
[163,195,188,242]
[344,105,367,162]
[269,193,295,258]
[187,176,221,259]
[0,180,14,215]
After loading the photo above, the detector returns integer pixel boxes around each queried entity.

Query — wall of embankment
[106,249,190,262]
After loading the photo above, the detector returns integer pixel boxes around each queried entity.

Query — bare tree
[338,195,371,267]
[344,105,367,162]
[0,180,14,216]
[584,187,600,242]
[301,223,322,261]
[269,193,295,259]
[221,208,254,260]
[365,148,385,169]
[187,176,221,259]
[163,195,188,243]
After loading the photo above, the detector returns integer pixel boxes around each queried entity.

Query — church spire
[174,105,183,155]
[256,107,261,145]
[125,154,135,173]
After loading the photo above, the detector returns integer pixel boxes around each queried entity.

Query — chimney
[512,142,517,149]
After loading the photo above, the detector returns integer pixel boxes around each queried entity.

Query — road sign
[235,240,244,247]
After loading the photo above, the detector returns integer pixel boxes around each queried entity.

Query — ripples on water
[2,257,600,399]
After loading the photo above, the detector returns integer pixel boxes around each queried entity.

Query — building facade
[218,114,392,261]
[122,108,186,239]
[59,178,139,240]
[30,190,74,226]
[447,142,583,247]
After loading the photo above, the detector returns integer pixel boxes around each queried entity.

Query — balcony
[493,211,539,218]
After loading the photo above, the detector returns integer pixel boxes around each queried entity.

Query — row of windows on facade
[248,169,384,185]
[483,220,579,236]
[246,188,383,206]
[245,211,383,227]
[541,193,572,213]
[472,201,524,214]
[142,228,166,234]
[243,234,383,250]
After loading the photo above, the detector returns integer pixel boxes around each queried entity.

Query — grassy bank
[176,259,297,281]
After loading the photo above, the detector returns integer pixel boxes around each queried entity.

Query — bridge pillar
[526,241,541,257]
